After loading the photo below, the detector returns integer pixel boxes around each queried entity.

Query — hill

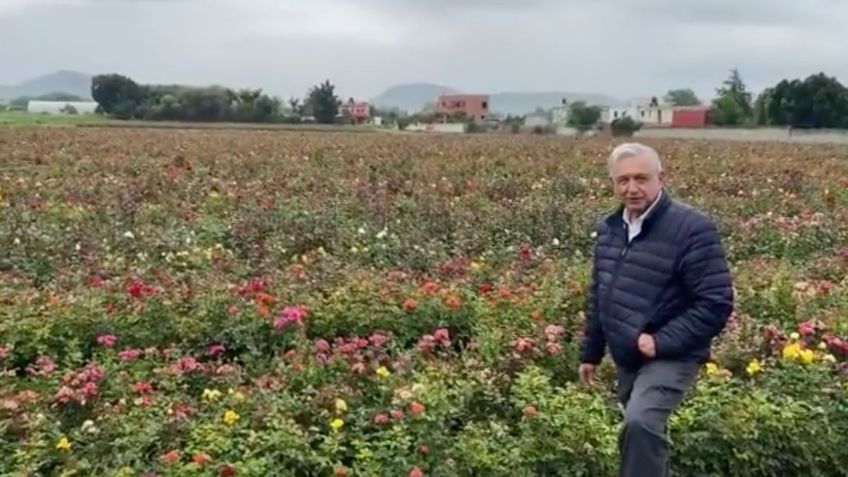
[371,83,459,113]
[0,70,93,100]
[371,83,624,115]
[491,91,623,116]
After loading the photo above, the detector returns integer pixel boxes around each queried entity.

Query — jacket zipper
[602,223,630,318]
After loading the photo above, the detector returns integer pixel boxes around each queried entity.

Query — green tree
[710,69,753,126]
[306,80,340,124]
[610,116,643,137]
[759,73,848,129]
[566,101,602,132]
[664,88,701,106]
[91,74,145,117]
[709,95,746,126]
[753,88,773,126]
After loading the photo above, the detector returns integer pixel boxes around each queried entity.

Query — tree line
[90,74,360,124]
[89,70,848,129]
[666,69,848,129]
[561,69,848,131]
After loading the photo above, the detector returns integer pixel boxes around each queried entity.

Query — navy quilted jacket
[579,189,734,370]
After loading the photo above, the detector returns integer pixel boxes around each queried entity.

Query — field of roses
[1,127,848,476]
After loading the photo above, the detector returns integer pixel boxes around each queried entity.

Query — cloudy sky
[2,0,848,101]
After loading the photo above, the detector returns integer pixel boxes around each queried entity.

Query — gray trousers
[615,360,701,477]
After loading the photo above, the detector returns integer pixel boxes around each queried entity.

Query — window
[482,101,488,109]
[640,110,645,118]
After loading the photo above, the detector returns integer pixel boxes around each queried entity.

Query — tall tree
[710,68,753,125]
[664,88,701,106]
[307,80,340,124]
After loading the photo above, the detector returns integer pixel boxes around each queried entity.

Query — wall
[635,127,848,144]
[435,95,490,122]
[601,107,636,123]
[27,100,98,115]
[636,106,674,125]
[405,122,467,134]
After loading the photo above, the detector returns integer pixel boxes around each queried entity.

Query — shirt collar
[622,189,663,225]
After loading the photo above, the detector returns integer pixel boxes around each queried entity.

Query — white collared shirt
[623,190,662,242]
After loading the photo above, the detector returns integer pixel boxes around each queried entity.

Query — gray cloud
[2,0,847,102]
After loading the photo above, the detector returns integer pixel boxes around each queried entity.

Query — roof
[437,93,490,99]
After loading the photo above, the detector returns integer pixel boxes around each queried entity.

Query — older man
[578,143,734,477]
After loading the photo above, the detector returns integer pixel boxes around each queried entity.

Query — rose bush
[1,128,848,475]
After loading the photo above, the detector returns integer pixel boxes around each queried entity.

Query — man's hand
[638,333,656,358]
[578,363,597,385]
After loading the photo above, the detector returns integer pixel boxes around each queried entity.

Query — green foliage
[91,74,146,117]
[664,88,701,106]
[759,72,848,128]
[566,101,602,131]
[59,104,78,115]
[90,74,283,123]
[710,68,753,126]
[610,116,642,137]
[307,80,340,124]
[1,131,848,475]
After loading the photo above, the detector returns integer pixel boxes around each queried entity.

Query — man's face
[610,153,663,217]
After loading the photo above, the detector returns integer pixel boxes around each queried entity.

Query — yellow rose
[782,342,802,361]
[799,349,814,365]
[705,362,719,376]
[223,410,240,426]
[330,418,344,431]
[745,359,763,376]
[335,398,348,413]
[56,436,71,451]
[375,366,390,378]
[203,389,223,402]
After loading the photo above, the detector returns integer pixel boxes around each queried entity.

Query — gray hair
[608,142,663,176]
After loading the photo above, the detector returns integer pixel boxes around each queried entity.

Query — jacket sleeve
[654,216,734,359]
[579,240,606,365]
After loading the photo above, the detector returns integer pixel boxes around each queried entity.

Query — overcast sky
[2,0,848,101]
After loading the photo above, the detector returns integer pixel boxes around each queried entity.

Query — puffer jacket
[579,189,734,370]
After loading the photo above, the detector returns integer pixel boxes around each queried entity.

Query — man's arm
[579,249,606,365]
[653,216,734,359]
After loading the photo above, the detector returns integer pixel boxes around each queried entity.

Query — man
[578,142,733,477]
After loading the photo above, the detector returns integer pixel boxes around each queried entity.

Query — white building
[601,107,637,123]
[599,97,675,126]
[524,113,551,129]
[27,100,98,115]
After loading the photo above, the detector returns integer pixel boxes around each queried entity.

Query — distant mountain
[491,91,624,116]
[0,70,93,100]
[371,82,459,113]
[371,83,624,116]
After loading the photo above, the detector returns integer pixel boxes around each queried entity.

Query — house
[339,99,371,124]
[27,100,98,115]
[601,107,638,123]
[671,106,709,127]
[435,93,490,122]
[633,97,674,126]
